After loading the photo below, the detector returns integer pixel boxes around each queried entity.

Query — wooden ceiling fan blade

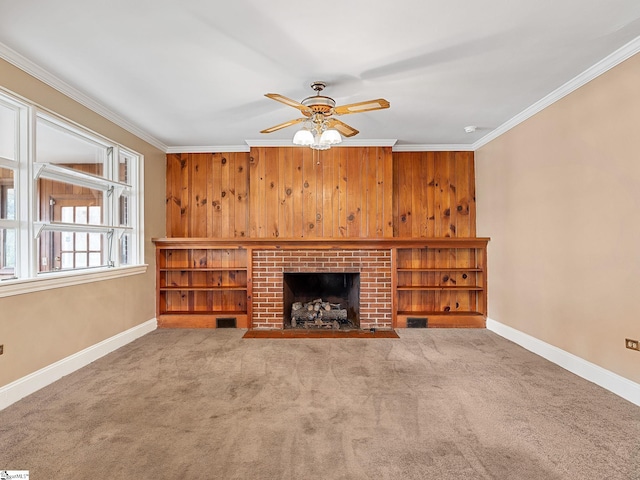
[260,117,307,134]
[265,93,312,115]
[326,118,359,138]
[333,98,390,115]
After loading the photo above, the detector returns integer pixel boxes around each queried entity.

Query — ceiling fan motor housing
[301,95,335,114]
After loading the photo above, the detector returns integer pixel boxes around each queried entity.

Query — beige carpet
[0,329,638,479]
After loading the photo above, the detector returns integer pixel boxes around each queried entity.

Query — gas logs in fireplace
[283,272,360,329]
[290,298,348,329]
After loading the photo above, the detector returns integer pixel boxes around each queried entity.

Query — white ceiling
[1,0,639,152]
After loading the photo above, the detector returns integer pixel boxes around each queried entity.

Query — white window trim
[0,89,146,297]
[0,264,147,298]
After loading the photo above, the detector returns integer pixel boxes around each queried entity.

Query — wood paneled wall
[249,147,393,238]
[166,153,249,237]
[393,151,476,237]
[165,149,475,238]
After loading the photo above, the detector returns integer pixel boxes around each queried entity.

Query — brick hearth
[251,249,392,330]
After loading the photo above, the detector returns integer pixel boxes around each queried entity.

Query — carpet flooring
[0,329,638,479]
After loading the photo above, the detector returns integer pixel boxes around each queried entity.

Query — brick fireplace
[251,249,392,330]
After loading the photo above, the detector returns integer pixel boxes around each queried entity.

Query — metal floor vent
[216,317,237,328]
[406,317,428,328]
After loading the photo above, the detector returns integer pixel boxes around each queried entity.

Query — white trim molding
[244,138,398,148]
[487,318,640,407]
[0,41,168,153]
[0,265,148,298]
[473,35,640,150]
[392,144,474,152]
[0,319,157,411]
[166,145,251,154]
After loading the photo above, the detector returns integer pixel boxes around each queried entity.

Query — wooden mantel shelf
[152,237,490,249]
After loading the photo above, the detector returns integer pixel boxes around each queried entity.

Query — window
[0,90,144,295]
[0,98,19,281]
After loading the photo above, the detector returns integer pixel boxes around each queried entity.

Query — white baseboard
[486,318,640,407]
[0,318,157,411]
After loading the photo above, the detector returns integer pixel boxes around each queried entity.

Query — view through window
[0,89,143,288]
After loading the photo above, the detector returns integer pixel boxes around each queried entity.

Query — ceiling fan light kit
[261,81,390,150]
[292,128,314,146]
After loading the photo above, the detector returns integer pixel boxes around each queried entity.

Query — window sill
[0,264,148,298]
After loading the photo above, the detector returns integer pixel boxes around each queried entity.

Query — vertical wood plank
[374,148,384,237]
[292,148,304,238]
[365,148,377,238]
[301,148,315,237]
[264,149,279,237]
[280,148,294,238]
[219,153,231,238]
[454,152,472,238]
[346,148,362,237]
[248,148,265,237]
[316,150,326,237]
[165,154,178,236]
[396,152,412,237]
[469,153,477,236]
[321,148,335,237]
[236,153,249,237]
[191,154,208,237]
[181,154,191,236]
[425,152,436,238]
[382,147,394,237]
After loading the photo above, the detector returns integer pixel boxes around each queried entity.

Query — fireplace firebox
[283,272,360,329]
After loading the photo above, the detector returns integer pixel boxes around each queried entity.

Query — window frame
[0,89,146,298]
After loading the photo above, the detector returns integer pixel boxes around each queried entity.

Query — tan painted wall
[476,53,640,384]
[0,58,166,386]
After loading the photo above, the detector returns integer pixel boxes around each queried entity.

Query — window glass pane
[75,207,88,225]
[75,252,87,268]
[89,252,102,267]
[89,233,101,250]
[61,252,74,269]
[76,233,88,251]
[61,206,74,223]
[0,227,16,279]
[39,230,110,273]
[119,194,129,226]
[88,206,101,225]
[61,231,74,251]
[120,233,130,265]
[36,117,107,178]
[119,152,130,184]
[38,181,104,224]
[0,167,15,220]
[0,103,16,161]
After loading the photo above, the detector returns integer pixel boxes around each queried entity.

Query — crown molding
[0,42,168,153]
[166,145,251,154]
[392,144,473,152]
[245,138,397,148]
[168,142,474,153]
[473,35,640,151]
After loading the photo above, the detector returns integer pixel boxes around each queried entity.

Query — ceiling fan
[260,81,390,149]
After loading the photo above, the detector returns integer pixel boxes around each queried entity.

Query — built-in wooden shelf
[159,286,247,291]
[397,268,483,272]
[153,237,489,330]
[159,267,246,272]
[396,286,484,291]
